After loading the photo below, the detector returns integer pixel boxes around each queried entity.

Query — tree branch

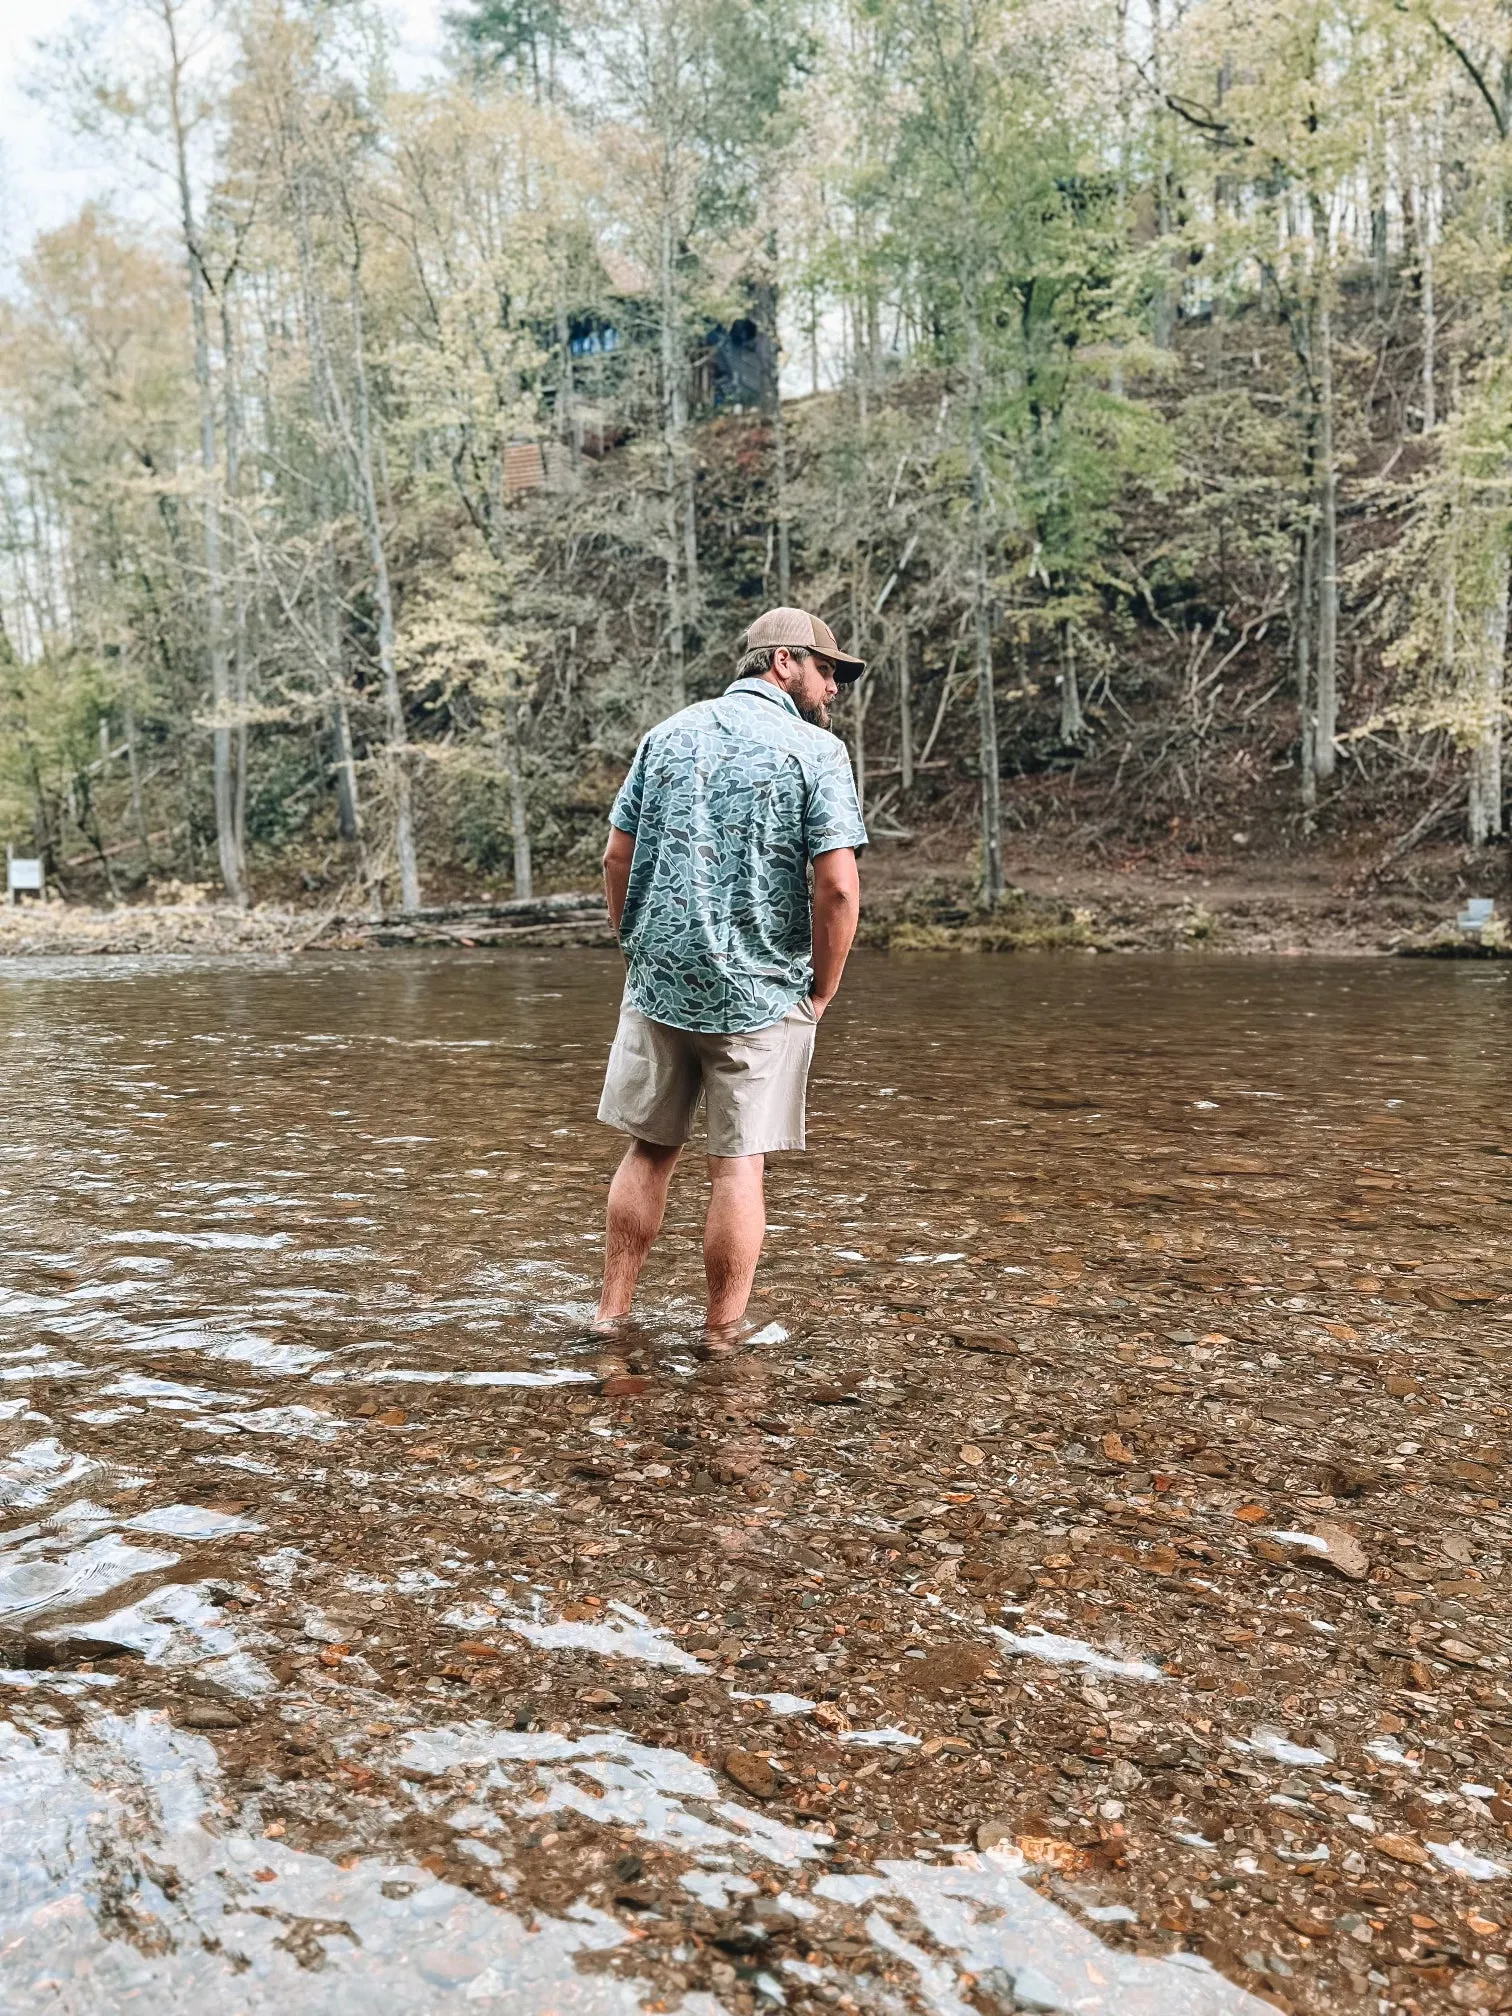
[1399,4,1507,139]
[1127,51,1255,149]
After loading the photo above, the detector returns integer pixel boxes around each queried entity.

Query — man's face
[776,648,840,729]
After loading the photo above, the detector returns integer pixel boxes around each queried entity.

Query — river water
[1,949,1509,2015]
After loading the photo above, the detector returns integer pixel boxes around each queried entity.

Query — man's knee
[624,1138,682,1171]
[707,1152,765,1185]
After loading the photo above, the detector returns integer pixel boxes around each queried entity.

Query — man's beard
[798,695,832,730]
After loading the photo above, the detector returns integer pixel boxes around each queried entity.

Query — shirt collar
[725,676,800,719]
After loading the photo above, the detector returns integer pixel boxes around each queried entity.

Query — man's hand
[811,847,861,1015]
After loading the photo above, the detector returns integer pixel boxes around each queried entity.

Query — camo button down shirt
[609,678,868,1034]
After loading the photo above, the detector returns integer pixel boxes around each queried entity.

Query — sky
[0,0,447,288]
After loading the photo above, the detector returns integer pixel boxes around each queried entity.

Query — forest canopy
[1,0,1509,910]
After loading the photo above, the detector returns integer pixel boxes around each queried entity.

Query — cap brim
[832,654,866,684]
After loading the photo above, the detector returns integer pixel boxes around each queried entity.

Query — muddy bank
[8,814,1507,962]
[0,879,1458,962]
[0,890,616,959]
[3,830,1502,962]
[859,835,1507,956]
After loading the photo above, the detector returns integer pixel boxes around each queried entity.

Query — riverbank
[0,890,617,959]
[0,849,1496,959]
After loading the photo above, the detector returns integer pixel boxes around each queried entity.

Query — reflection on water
[0,1712,669,2013]
[990,1625,1164,1682]
[1,948,1509,2012]
[500,1598,710,1669]
[1,1705,1263,2014]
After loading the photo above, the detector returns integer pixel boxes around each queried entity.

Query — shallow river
[1,950,1510,2016]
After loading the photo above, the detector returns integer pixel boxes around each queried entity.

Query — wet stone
[178,1701,242,1730]
[722,1748,777,1799]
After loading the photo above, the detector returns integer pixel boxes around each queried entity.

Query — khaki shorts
[598,996,818,1157]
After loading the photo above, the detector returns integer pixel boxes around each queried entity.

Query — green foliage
[1376,357,1512,746]
[5,0,1512,901]
[1147,385,1303,612]
[450,0,570,76]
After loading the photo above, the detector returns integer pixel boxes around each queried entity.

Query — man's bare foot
[700,1315,759,1352]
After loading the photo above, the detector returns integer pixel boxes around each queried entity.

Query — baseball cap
[743,606,866,683]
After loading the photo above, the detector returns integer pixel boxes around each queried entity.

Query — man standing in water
[595,608,867,1333]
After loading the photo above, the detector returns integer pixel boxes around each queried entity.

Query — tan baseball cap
[743,606,866,683]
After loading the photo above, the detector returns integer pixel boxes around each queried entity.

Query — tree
[1379,360,1512,846]
[587,0,808,717]
[878,0,1147,897]
[384,82,592,895]
[235,0,422,909]
[8,0,1512,909]
[0,208,197,880]
[39,0,254,900]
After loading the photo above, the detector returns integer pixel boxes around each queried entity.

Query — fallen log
[323,890,606,931]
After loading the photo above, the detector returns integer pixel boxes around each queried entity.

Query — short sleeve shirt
[609,678,867,1033]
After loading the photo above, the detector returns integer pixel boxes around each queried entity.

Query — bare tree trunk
[1421,222,1437,433]
[680,429,699,632]
[220,279,250,891]
[659,205,686,714]
[325,575,362,858]
[331,694,361,843]
[163,0,245,906]
[555,281,580,479]
[1420,109,1440,433]
[965,290,1002,904]
[898,628,913,792]
[773,393,791,603]
[1369,114,1390,316]
[345,258,419,912]
[755,241,791,603]
[762,278,790,602]
[312,453,365,863]
[1059,620,1086,743]
[663,479,685,711]
[326,659,377,917]
[848,648,873,818]
[506,695,533,898]
[1469,551,1508,846]
[1311,199,1339,782]
[1296,508,1318,815]
[1111,0,1132,395]
[1443,483,1459,693]
[1150,0,1176,349]
[124,696,151,864]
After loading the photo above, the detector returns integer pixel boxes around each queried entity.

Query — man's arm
[810,846,860,1018]
[603,826,636,939]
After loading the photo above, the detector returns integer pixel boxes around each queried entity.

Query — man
[595,607,867,1333]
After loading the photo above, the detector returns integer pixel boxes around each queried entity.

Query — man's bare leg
[704,1153,766,1332]
[598,1140,681,1324]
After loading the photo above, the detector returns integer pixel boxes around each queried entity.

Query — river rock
[722,1749,776,1799]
